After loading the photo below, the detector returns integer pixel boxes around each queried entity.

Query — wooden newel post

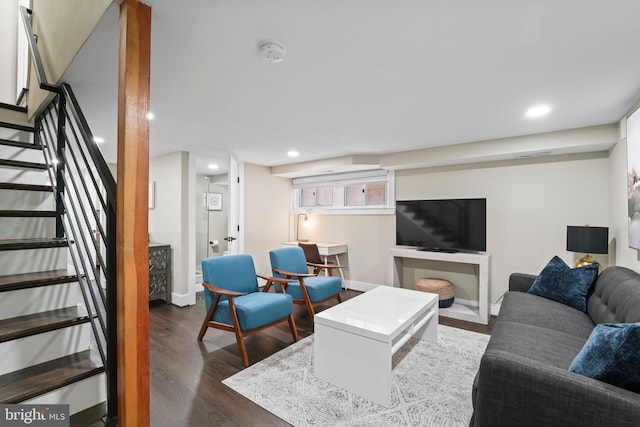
[116,1,151,426]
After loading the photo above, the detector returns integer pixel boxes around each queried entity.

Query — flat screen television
[395,198,486,253]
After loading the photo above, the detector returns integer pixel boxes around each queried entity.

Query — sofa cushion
[569,322,640,393]
[528,256,598,312]
[497,291,595,340]
[588,266,640,324]
[487,320,588,369]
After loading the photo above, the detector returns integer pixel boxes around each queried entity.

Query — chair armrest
[256,274,296,292]
[202,281,246,297]
[272,268,316,278]
[306,262,343,270]
[508,273,537,292]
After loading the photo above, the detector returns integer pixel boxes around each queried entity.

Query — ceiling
[62,0,640,176]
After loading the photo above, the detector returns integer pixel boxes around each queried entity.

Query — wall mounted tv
[395,198,486,253]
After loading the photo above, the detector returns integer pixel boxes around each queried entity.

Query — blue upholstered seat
[210,292,293,331]
[269,246,342,319]
[198,254,298,367]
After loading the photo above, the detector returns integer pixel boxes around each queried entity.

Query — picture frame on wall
[627,107,640,249]
[207,192,222,211]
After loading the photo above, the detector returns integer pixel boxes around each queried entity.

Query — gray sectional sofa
[471,266,640,427]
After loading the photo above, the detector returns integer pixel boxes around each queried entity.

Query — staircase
[0,105,106,414]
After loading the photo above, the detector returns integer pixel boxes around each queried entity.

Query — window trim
[293,169,395,215]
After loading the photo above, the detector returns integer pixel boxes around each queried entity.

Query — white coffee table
[314,286,438,407]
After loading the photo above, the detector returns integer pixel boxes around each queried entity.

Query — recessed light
[287,150,299,158]
[147,112,155,120]
[93,137,105,144]
[526,105,551,118]
[208,163,219,170]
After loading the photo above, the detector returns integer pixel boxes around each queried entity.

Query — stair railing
[19,6,118,423]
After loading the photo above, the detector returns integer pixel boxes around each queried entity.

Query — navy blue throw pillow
[569,322,640,393]
[527,256,598,312]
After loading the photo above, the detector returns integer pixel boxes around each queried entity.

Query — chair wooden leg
[197,295,220,340]
[228,297,250,367]
[336,292,343,303]
[287,315,299,342]
[234,329,249,368]
[298,278,316,321]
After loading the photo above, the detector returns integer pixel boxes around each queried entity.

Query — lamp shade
[566,226,609,254]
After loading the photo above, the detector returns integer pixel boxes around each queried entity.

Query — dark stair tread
[0,121,34,133]
[0,350,104,403]
[0,270,78,292]
[0,210,56,217]
[0,183,52,192]
[0,306,90,343]
[0,103,27,114]
[0,159,47,170]
[0,139,41,150]
[0,238,68,252]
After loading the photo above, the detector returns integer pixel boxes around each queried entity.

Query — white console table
[388,247,491,325]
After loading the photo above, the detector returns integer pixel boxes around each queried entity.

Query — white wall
[243,163,292,277]
[296,214,395,287]
[149,151,195,306]
[297,151,610,302]
[395,153,610,303]
[0,0,18,104]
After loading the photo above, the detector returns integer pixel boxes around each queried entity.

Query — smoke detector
[259,40,286,63]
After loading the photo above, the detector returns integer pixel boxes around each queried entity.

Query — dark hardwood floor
[72,290,495,426]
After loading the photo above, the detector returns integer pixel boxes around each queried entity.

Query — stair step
[0,238,68,253]
[0,306,90,343]
[0,350,104,404]
[0,270,77,292]
[0,121,34,133]
[0,210,57,218]
[0,103,27,114]
[0,182,53,192]
[0,159,47,170]
[0,139,41,150]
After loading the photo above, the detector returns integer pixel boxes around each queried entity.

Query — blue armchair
[269,246,343,321]
[197,254,299,367]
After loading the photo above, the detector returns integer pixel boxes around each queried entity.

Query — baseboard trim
[344,280,377,292]
[491,303,501,316]
[171,291,195,307]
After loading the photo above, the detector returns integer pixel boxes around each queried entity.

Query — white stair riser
[0,189,53,210]
[0,282,80,320]
[0,128,32,142]
[0,217,56,239]
[0,322,93,375]
[0,247,67,275]
[0,168,50,185]
[0,144,43,163]
[23,372,106,416]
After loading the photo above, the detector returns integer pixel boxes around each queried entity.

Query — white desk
[281,241,348,286]
[314,286,438,407]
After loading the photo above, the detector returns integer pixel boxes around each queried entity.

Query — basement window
[293,170,395,214]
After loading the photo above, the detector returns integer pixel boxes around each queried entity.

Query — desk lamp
[295,213,308,242]
[566,225,608,273]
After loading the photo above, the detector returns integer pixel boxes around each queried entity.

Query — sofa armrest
[508,273,537,292]
[473,350,640,427]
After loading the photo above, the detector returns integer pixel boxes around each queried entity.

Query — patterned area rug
[223,325,490,426]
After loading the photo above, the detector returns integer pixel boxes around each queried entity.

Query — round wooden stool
[415,278,455,308]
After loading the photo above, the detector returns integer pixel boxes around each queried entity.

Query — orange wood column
[116,1,151,426]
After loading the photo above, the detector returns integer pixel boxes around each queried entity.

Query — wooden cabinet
[149,243,171,303]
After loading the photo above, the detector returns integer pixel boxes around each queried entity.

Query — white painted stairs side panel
[0,282,80,320]
[23,373,107,416]
[0,322,93,376]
